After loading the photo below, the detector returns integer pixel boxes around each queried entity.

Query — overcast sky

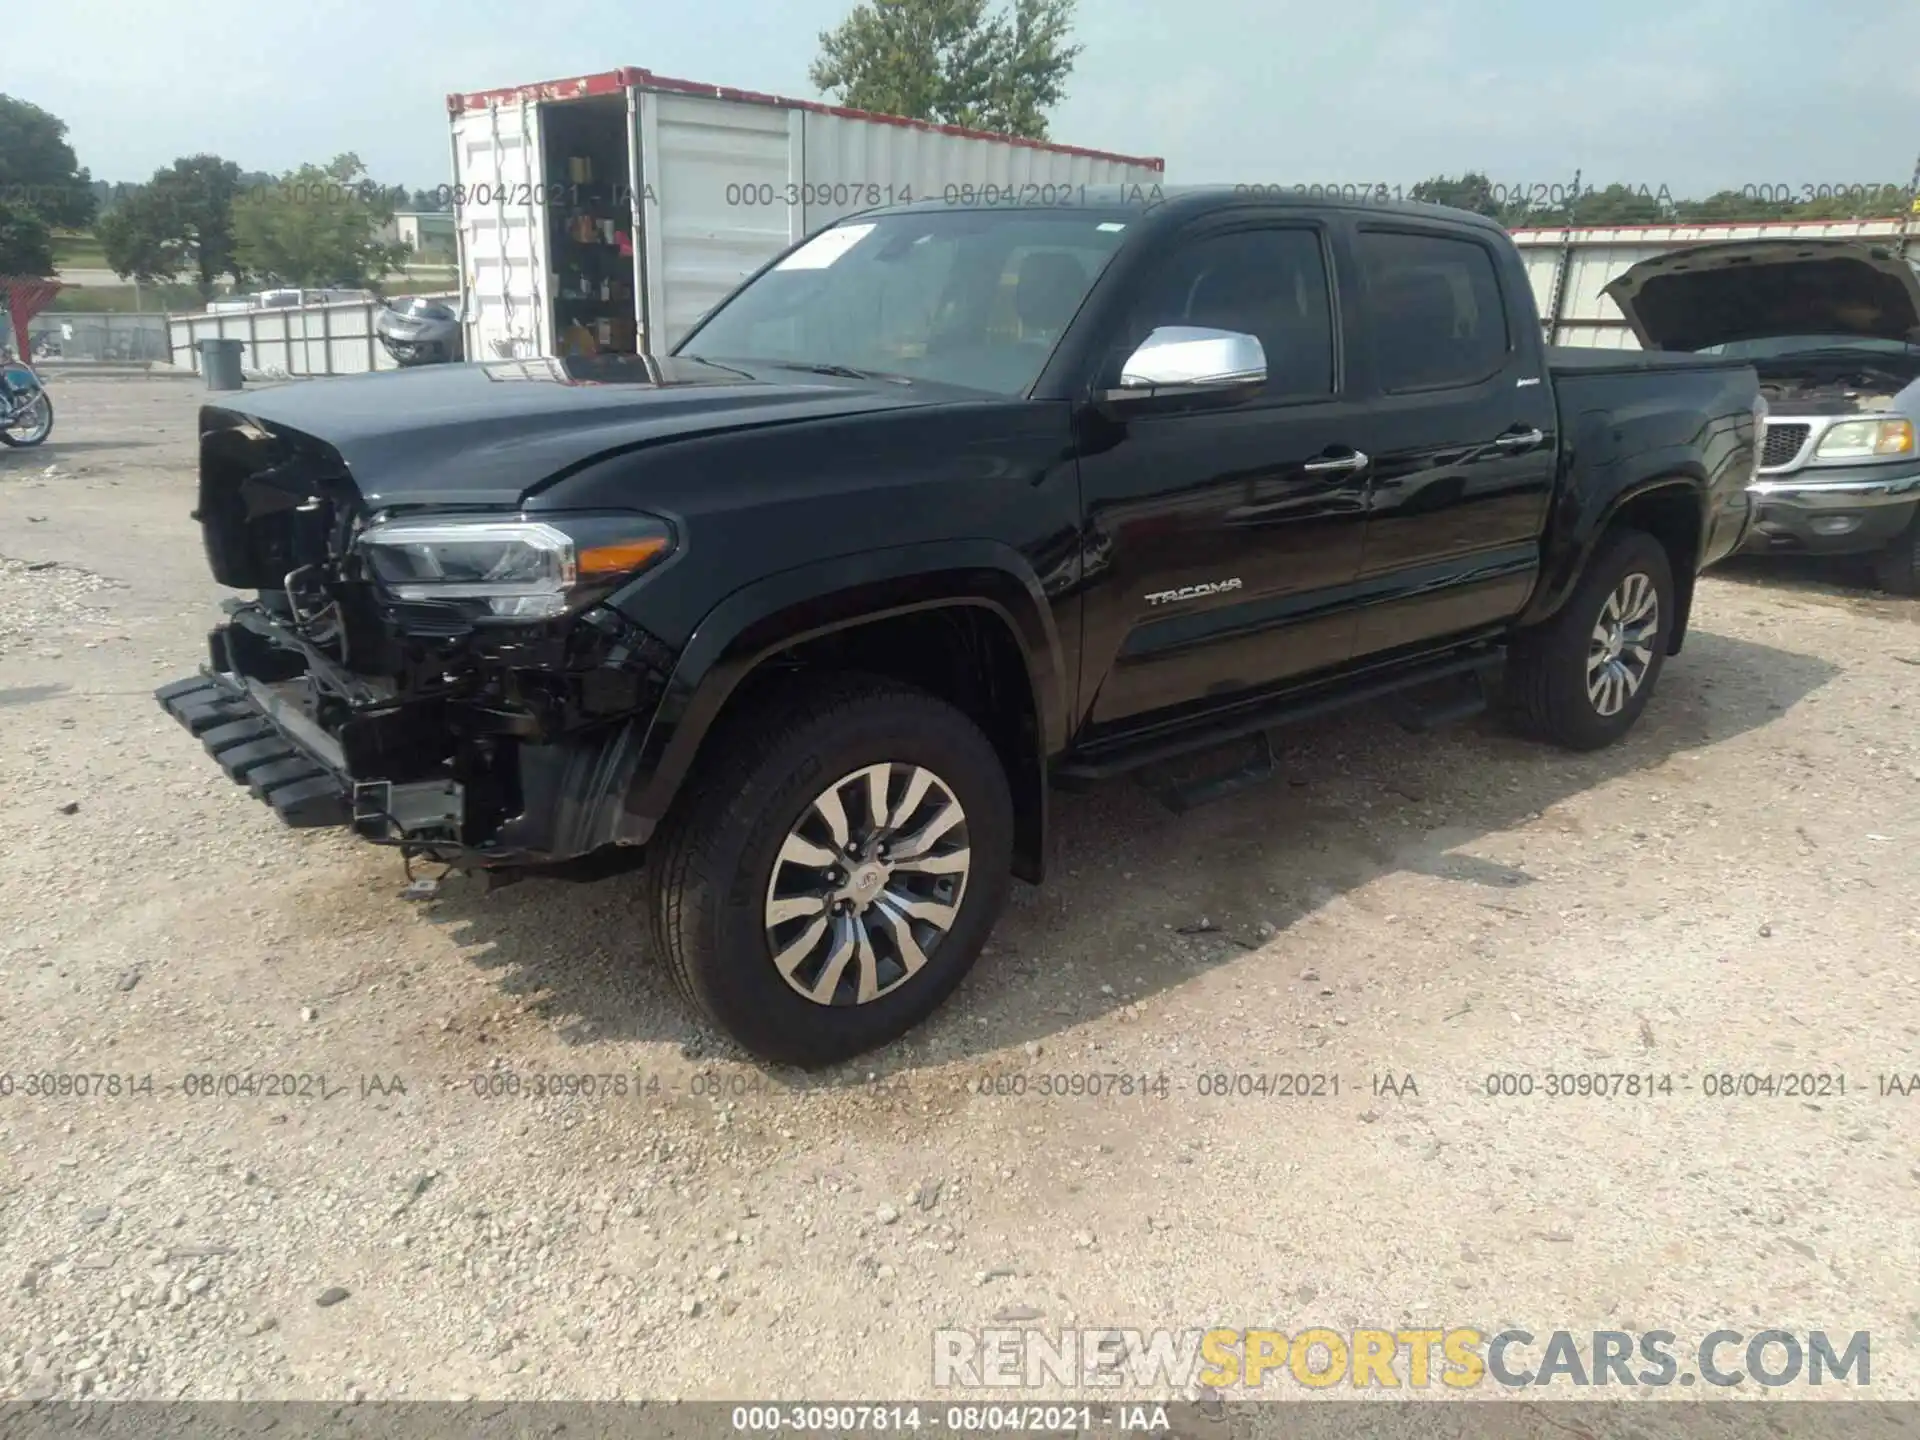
[15,0,1920,198]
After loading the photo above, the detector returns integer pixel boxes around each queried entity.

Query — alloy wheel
[762,762,971,1006]
[1586,571,1659,717]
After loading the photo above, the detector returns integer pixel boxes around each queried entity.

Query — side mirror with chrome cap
[1101,326,1266,407]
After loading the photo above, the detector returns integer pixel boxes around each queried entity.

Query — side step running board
[1385,668,1495,734]
[1056,645,1506,793]
[1153,730,1278,814]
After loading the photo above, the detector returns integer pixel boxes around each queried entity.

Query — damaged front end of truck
[157,405,682,871]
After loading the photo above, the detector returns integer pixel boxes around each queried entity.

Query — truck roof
[869,184,1513,235]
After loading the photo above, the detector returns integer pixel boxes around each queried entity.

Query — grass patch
[45,271,460,313]
[46,284,207,314]
[51,231,108,270]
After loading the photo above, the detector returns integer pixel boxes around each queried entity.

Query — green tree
[0,199,54,276]
[1668,188,1788,223]
[1785,186,1910,221]
[98,155,246,300]
[811,0,1082,140]
[1397,173,1920,231]
[1409,173,1506,220]
[0,95,96,233]
[97,189,181,286]
[230,154,410,287]
[1523,182,1672,228]
[90,179,145,221]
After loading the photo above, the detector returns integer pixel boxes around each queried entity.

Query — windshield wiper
[736,357,913,384]
[778,361,879,379]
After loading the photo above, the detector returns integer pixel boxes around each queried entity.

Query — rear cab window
[1356,229,1512,392]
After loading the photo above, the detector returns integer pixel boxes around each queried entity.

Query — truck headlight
[1814,417,1915,461]
[356,512,674,618]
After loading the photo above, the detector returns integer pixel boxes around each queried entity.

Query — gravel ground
[0,373,1916,1406]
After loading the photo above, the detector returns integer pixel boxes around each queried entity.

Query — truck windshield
[676,210,1131,396]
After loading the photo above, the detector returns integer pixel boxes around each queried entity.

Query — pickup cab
[157,189,1764,1065]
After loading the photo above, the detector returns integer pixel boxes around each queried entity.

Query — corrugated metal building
[1514,218,1910,348]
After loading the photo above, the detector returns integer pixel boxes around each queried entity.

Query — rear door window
[1356,230,1510,392]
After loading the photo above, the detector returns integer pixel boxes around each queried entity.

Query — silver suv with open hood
[1605,238,1920,593]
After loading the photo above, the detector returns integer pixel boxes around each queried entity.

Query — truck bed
[1544,344,1761,580]
[1546,344,1751,376]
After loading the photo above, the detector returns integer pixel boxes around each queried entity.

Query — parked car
[1605,239,1920,593]
[204,288,378,315]
[376,296,464,366]
[156,188,1763,1065]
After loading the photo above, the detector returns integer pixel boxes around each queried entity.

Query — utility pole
[1898,152,1920,261]
[1541,168,1582,347]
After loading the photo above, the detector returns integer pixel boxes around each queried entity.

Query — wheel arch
[1522,473,1705,654]
[630,542,1066,883]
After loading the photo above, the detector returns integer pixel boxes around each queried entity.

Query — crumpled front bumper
[155,619,663,867]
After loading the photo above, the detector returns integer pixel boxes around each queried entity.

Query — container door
[637,84,660,349]
[451,99,552,360]
[635,91,803,352]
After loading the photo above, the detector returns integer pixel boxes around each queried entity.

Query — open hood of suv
[1602,239,1920,352]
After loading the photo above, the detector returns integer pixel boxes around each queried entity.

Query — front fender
[624,539,1067,831]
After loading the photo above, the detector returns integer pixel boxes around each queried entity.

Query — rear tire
[1505,527,1675,751]
[646,673,1013,1068]
[1872,508,1920,597]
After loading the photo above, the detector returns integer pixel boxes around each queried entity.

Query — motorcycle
[0,361,53,447]
[375,297,464,367]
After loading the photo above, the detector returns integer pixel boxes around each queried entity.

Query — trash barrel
[196,338,245,391]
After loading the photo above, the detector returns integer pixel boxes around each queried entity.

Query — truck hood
[204,354,937,509]
[1602,239,1920,352]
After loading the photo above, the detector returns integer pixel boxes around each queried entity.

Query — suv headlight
[1814,417,1915,461]
[356,512,674,618]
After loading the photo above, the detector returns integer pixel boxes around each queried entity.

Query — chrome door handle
[1492,427,1545,451]
[1302,450,1370,475]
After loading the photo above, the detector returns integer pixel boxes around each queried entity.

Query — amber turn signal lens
[578,535,671,577]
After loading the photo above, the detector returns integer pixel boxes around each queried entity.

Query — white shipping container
[445,67,1166,362]
[1512,217,1912,349]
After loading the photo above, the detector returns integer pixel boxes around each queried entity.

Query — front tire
[1872,507,1920,597]
[0,390,53,447]
[646,674,1014,1067]
[1505,527,1675,751]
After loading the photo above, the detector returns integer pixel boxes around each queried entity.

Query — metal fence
[2,312,173,364]
[167,295,461,378]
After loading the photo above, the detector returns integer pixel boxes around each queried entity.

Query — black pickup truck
[158,189,1763,1065]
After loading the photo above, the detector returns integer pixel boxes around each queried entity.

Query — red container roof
[448,67,1165,172]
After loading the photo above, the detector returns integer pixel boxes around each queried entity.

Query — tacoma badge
[1145,578,1243,606]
